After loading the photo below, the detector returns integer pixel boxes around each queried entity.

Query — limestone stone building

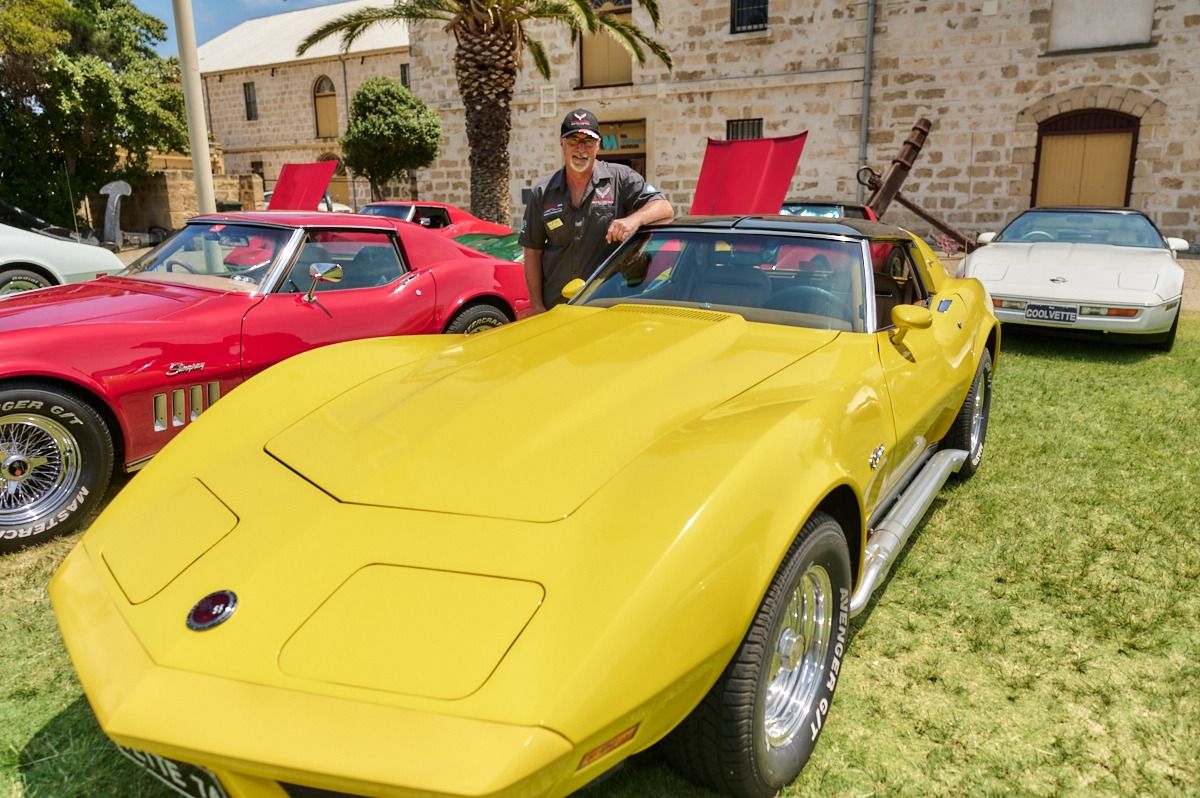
[408,0,1199,243]
[195,0,1199,244]
[197,0,409,210]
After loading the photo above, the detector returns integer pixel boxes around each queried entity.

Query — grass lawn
[3,312,1198,798]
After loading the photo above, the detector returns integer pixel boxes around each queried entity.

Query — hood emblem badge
[1049,276,1068,284]
[187,590,238,631]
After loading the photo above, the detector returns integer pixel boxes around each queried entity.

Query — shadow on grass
[18,696,165,798]
[998,324,1168,363]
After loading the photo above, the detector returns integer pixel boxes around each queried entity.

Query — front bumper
[990,295,1180,335]
[50,544,575,798]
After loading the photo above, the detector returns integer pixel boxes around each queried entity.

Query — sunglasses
[563,135,600,148]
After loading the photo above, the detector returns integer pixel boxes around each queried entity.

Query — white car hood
[962,242,1185,305]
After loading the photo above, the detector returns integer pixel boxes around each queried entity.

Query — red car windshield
[122,224,295,292]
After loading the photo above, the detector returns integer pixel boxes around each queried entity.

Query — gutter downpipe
[856,0,877,204]
[338,55,359,210]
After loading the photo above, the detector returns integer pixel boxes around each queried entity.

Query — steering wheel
[1021,230,1055,242]
[163,259,197,273]
[766,285,842,317]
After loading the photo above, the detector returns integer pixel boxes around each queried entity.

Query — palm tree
[298,0,672,224]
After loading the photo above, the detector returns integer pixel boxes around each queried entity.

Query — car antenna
[62,162,81,240]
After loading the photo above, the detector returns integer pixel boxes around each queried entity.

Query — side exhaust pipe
[849,448,968,616]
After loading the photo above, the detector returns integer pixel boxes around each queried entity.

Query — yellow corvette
[51,216,998,798]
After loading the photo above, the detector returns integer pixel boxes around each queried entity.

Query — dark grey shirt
[519,160,665,308]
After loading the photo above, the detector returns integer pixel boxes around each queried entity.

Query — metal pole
[172,0,216,214]
[856,0,877,204]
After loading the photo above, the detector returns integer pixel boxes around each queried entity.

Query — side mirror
[889,304,932,344]
[304,262,343,303]
[976,232,996,245]
[1166,237,1189,253]
[561,278,586,301]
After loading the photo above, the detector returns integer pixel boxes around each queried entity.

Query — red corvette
[0,211,529,550]
[358,201,512,237]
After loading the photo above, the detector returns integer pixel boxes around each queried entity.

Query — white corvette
[959,207,1187,351]
[1,222,124,296]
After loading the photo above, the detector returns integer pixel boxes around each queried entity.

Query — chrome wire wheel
[0,412,82,527]
[1,276,46,295]
[968,364,990,455]
[763,562,833,749]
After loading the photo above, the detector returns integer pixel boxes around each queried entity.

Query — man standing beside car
[520,108,674,314]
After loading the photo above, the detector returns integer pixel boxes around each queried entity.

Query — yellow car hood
[266,305,836,522]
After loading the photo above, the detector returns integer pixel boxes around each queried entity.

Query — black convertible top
[659,215,908,240]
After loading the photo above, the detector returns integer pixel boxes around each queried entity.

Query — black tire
[943,348,992,480]
[0,268,53,296]
[1151,312,1179,352]
[0,384,114,552]
[663,512,852,798]
[444,303,509,335]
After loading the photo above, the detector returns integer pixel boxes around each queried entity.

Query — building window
[727,118,763,140]
[314,75,338,139]
[249,160,264,178]
[400,63,410,88]
[1048,0,1152,53]
[731,0,768,33]
[580,2,633,88]
[243,82,258,121]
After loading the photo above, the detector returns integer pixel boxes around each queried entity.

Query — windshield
[122,223,294,291]
[780,203,869,220]
[995,210,1165,248]
[573,230,868,331]
[360,204,413,221]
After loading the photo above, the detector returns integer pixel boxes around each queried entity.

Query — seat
[341,246,399,289]
[282,244,333,292]
[692,263,772,308]
[873,272,901,329]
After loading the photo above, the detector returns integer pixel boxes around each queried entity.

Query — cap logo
[573,113,589,122]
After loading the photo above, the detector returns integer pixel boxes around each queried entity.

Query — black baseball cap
[561,108,601,140]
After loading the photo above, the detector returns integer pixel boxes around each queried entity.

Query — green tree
[0,0,186,227]
[340,77,441,201]
[298,0,672,225]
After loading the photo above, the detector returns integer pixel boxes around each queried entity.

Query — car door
[874,241,973,486]
[239,229,437,380]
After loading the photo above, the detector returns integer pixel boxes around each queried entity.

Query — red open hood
[690,132,808,215]
[267,161,339,211]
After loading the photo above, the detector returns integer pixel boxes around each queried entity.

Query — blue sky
[133,0,351,58]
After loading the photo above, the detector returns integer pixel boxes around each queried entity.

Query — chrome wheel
[763,563,833,749]
[969,364,990,455]
[0,413,82,527]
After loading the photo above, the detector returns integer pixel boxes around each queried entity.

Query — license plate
[1024,303,1077,324]
[118,745,229,798]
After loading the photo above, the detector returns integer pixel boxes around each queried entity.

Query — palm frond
[296,2,457,56]
[596,12,671,68]
[635,0,663,30]
[525,37,551,80]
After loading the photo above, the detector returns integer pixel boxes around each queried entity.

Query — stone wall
[201,48,410,209]
[409,0,1199,243]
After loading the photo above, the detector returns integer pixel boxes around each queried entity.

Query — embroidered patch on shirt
[543,203,564,217]
[547,218,564,230]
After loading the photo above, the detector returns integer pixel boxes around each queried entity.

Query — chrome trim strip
[124,455,154,473]
[850,448,967,616]
[256,227,307,295]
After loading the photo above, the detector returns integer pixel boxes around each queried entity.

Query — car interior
[581,233,930,333]
[279,234,404,293]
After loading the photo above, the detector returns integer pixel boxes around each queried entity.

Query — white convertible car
[1,223,124,296]
[960,207,1187,351]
